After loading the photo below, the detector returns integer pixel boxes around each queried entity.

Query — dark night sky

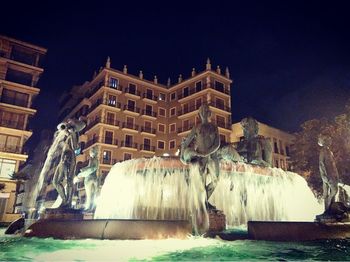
[2,1,350,148]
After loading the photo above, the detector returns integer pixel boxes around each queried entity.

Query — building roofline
[232,120,294,136]
[0,35,47,53]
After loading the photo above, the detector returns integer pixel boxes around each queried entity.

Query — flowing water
[1,229,350,261]
[95,157,323,226]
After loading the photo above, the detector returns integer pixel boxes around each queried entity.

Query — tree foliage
[290,101,350,195]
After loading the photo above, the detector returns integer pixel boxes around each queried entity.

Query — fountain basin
[248,221,350,241]
[23,219,191,240]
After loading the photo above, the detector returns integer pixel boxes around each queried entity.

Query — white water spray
[95,157,323,226]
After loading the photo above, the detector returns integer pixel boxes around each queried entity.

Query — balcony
[85,117,101,131]
[0,96,29,108]
[88,99,121,114]
[104,118,120,127]
[210,102,231,112]
[0,146,23,154]
[140,144,155,152]
[120,141,138,149]
[108,83,123,92]
[103,137,118,146]
[102,158,119,165]
[86,80,105,98]
[0,119,26,130]
[122,122,139,131]
[141,109,157,118]
[123,105,140,115]
[142,93,158,102]
[140,126,156,134]
[177,104,200,116]
[216,121,231,130]
[85,136,99,148]
[178,86,204,100]
[177,124,194,134]
[124,87,141,97]
[209,83,230,95]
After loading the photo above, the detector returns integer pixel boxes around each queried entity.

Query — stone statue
[236,117,273,167]
[180,103,221,209]
[318,134,339,212]
[52,118,86,208]
[74,146,99,211]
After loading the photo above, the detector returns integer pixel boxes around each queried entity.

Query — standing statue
[180,103,221,209]
[318,134,339,212]
[74,146,99,211]
[236,117,273,167]
[52,118,86,208]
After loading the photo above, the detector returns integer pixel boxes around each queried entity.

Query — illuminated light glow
[95,157,323,226]
[175,149,180,156]
[162,153,170,157]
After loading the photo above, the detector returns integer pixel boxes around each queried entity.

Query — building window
[143,138,151,151]
[279,140,284,155]
[108,95,117,106]
[1,89,29,107]
[220,134,226,143]
[102,150,111,164]
[0,134,21,153]
[215,97,225,110]
[124,153,132,161]
[170,92,176,101]
[183,119,190,129]
[183,87,189,97]
[159,107,166,117]
[128,83,137,94]
[145,104,153,116]
[0,159,16,178]
[157,140,165,149]
[158,123,165,133]
[104,131,113,144]
[127,99,135,110]
[195,98,202,109]
[125,134,133,147]
[183,103,189,114]
[144,120,152,129]
[146,89,153,99]
[109,77,119,88]
[214,81,225,92]
[216,115,226,128]
[170,123,176,133]
[275,159,279,168]
[106,112,115,125]
[195,81,202,92]
[273,139,279,154]
[159,93,166,101]
[285,146,290,157]
[170,107,176,117]
[169,140,176,149]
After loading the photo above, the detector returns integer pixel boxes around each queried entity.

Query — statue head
[198,103,211,122]
[90,146,98,158]
[318,134,332,147]
[241,117,259,139]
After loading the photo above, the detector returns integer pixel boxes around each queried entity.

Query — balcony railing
[102,158,119,165]
[124,87,141,97]
[85,117,101,130]
[122,122,139,131]
[120,141,138,149]
[103,137,118,146]
[140,144,155,152]
[86,137,99,148]
[177,83,230,100]
[108,83,123,91]
[0,96,29,108]
[0,119,26,130]
[142,109,157,118]
[177,124,194,133]
[0,146,22,154]
[178,104,201,116]
[142,93,158,101]
[216,121,231,130]
[210,102,231,112]
[123,105,140,114]
[140,126,156,134]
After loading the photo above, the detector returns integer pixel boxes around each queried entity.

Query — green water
[1,229,349,261]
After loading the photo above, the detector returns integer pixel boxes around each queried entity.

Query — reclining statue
[52,118,86,208]
[236,117,273,167]
[74,146,99,211]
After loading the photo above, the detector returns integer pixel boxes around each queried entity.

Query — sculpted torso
[195,123,220,155]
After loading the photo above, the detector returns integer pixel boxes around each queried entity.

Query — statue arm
[182,127,196,148]
[77,159,98,178]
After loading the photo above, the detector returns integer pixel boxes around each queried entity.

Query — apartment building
[0,35,47,223]
[231,121,295,170]
[57,58,232,205]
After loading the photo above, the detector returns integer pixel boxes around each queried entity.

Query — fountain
[7,106,350,242]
